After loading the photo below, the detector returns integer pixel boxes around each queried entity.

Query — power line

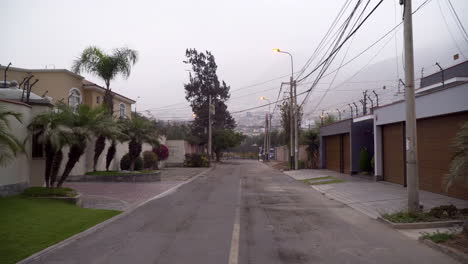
[446,0,468,45]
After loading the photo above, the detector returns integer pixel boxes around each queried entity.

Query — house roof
[0,65,84,80]
[82,80,136,104]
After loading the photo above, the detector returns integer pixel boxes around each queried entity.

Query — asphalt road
[30,160,457,264]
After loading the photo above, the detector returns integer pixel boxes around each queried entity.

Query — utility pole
[402,0,420,213]
[289,77,294,169]
[267,113,272,161]
[264,114,267,160]
[293,80,299,170]
[208,95,212,160]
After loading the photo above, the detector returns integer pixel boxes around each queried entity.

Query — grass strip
[308,179,345,185]
[0,195,120,264]
[421,231,455,243]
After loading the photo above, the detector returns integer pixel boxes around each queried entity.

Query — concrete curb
[378,217,465,229]
[17,166,214,264]
[419,238,468,264]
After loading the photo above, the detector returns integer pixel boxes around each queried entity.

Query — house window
[68,88,81,110]
[119,103,126,118]
[96,96,101,104]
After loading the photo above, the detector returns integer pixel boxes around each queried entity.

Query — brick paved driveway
[65,167,208,211]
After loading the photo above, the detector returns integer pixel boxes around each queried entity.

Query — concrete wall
[275,145,308,163]
[420,60,468,88]
[166,140,186,166]
[0,100,51,196]
[374,82,468,126]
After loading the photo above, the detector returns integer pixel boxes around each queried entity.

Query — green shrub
[382,211,433,223]
[120,153,143,171]
[370,156,375,170]
[143,151,158,169]
[23,187,77,197]
[184,154,210,167]
[421,231,455,243]
[429,205,458,218]
[359,147,370,172]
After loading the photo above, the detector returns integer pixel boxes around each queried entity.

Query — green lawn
[0,195,120,264]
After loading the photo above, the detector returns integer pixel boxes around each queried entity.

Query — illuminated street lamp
[273,48,297,169]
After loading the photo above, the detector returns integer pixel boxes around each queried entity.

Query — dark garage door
[418,111,468,200]
[325,135,340,172]
[325,134,350,174]
[382,122,405,185]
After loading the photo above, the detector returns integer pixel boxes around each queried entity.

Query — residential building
[0,65,161,196]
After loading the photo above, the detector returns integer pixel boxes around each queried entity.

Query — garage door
[325,135,340,172]
[418,111,468,200]
[382,122,405,185]
[343,133,350,174]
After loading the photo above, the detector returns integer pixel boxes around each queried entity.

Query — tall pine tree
[184,49,235,146]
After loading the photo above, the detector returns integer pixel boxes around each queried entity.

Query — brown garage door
[325,135,340,172]
[382,122,405,185]
[342,133,350,174]
[418,111,468,200]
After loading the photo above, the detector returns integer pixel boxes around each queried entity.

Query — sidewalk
[283,169,468,219]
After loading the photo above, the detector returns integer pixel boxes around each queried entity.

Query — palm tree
[445,122,468,234]
[120,113,159,171]
[56,104,115,187]
[302,130,320,169]
[71,46,138,112]
[29,104,72,187]
[71,46,138,170]
[0,106,24,166]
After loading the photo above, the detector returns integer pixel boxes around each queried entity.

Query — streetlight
[273,48,297,170]
[260,96,272,161]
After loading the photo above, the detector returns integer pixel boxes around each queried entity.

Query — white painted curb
[17,166,214,264]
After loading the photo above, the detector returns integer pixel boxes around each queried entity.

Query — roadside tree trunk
[128,139,142,171]
[106,140,116,171]
[44,140,55,188]
[49,149,63,187]
[57,144,85,187]
[93,135,106,171]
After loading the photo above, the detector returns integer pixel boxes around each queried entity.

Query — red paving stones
[65,182,180,210]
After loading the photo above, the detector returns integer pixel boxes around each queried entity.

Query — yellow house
[0,66,135,117]
[0,65,142,195]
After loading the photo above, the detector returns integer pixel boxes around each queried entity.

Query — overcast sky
[2,0,467,121]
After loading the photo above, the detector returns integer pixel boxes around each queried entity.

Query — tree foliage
[0,106,24,166]
[445,122,468,190]
[183,49,235,146]
[72,46,138,170]
[212,129,245,161]
[279,100,303,149]
[120,112,159,170]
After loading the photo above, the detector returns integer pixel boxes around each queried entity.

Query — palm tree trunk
[106,140,116,171]
[44,141,55,188]
[103,88,114,115]
[128,139,142,171]
[50,149,63,187]
[93,135,106,171]
[57,144,85,187]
